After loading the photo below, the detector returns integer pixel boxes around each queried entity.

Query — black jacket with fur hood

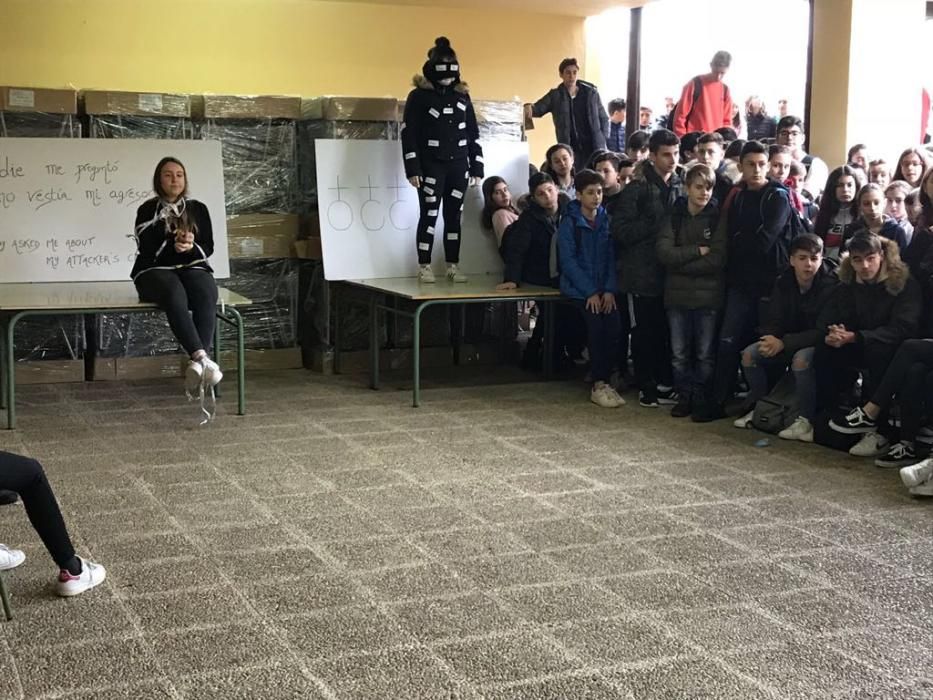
[817,238,922,348]
[401,75,484,179]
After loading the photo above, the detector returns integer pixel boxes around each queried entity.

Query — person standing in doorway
[671,51,735,138]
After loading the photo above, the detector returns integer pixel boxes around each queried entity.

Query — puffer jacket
[558,200,616,300]
[530,81,609,153]
[760,263,839,353]
[401,75,484,179]
[612,160,684,297]
[656,196,726,309]
[817,238,922,348]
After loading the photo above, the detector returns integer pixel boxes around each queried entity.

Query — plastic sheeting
[219,258,299,351]
[200,118,298,214]
[89,114,195,140]
[0,112,81,138]
[473,99,524,143]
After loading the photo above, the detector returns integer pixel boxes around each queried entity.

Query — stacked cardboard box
[0,87,85,382]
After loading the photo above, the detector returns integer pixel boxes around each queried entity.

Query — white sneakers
[0,547,106,597]
[186,356,222,395]
[56,557,107,597]
[900,458,933,490]
[418,264,467,283]
[778,416,814,443]
[200,357,223,388]
[733,410,755,429]
[446,264,468,283]
[849,431,890,457]
[0,544,25,571]
[591,382,625,408]
[419,264,436,283]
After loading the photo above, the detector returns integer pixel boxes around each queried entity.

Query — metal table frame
[333,280,560,407]
[1,302,247,430]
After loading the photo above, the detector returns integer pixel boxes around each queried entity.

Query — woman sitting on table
[131,157,222,405]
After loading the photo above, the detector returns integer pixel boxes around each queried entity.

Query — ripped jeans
[742,343,816,420]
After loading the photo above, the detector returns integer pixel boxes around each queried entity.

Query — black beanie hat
[423,36,461,85]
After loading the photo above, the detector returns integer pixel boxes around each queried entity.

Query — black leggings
[0,452,77,570]
[416,158,469,265]
[870,339,933,442]
[135,268,218,356]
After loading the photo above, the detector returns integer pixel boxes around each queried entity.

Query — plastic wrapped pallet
[0,87,86,365]
[85,91,197,359]
[296,96,399,214]
[473,99,524,142]
[84,90,196,139]
[219,258,299,351]
[199,94,299,215]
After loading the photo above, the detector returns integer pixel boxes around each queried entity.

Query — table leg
[213,313,222,399]
[332,283,341,374]
[543,300,555,381]
[369,293,380,390]
[413,302,425,408]
[0,320,7,412]
[228,308,246,416]
[5,314,21,430]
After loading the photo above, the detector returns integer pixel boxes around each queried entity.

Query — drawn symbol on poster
[327,176,353,231]
[360,175,385,231]
[387,175,415,230]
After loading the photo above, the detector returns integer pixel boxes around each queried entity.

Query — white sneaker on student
[200,357,223,387]
[185,360,203,396]
[909,480,933,497]
[778,416,814,442]
[446,263,468,283]
[849,431,890,457]
[419,264,436,283]
[591,383,620,408]
[900,458,933,488]
[0,544,25,571]
[733,410,755,429]
[56,558,106,597]
[607,385,626,407]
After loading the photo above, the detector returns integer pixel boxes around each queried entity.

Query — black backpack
[664,77,703,131]
[752,373,798,434]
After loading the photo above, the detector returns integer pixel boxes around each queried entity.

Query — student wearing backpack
[671,51,734,138]
[694,141,795,422]
[733,234,839,441]
[656,164,727,418]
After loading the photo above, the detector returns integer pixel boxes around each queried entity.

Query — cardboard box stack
[0,86,85,382]
[200,95,303,367]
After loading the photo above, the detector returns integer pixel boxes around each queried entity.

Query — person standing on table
[402,36,484,284]
[131,157,222,416]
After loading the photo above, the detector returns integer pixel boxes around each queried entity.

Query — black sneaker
[0,491,18,506]
[691,403,726,423]
[875,441,924,469]
[639,390,659,408]
[656,386,679,406]
[829,406,877,434]
[670,397,691,418]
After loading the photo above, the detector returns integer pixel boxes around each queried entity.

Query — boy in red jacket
[671,51,734,138]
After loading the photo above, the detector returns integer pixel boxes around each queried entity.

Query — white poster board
[315,139,528,281]
[0,138,228,283]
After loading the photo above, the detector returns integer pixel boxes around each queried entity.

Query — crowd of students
[488,63,933,498]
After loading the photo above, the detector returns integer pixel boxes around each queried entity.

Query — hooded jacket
[499,195,568,288]
[557,200,616,300]
[817,238,921,348]
[760,262,840,354]
[131,197,214,280]
[656,196,726,309]
[401,75,484,179]
[531,80,609,154]
[613,160,684,297]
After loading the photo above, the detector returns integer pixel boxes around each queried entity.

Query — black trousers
[0,452,76,569]
[815,340,898,413]
[870,339,933,442]
[135,268,218,356]
[416,158,469,265]
[627,294,672,393]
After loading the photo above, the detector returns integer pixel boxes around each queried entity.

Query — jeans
[667,307,718,400]
[573,300,621,383]
[815,340,898,413]
[0,452,78,570]
[627,294,672,393]
[742,343,817,420]
[869,339,933,442]
[710,288,763,406]
[135,267,218,356]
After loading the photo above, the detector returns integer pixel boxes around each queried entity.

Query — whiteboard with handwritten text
[0,138,228,283]
[315,140,528,281]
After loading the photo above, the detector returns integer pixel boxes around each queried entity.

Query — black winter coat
[817,238,922,349]
[656,197,726,309]
[613,161,684,297]
[131,197,214,280]
[531,81,608,154]
[499,197,568,287]
[760,263,839,353]
[401,76,484,179]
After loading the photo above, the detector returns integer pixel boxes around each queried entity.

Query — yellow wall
[0,0,586,167]
[807,0,853,166]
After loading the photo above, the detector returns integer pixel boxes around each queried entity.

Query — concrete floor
[0,368,931,699]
